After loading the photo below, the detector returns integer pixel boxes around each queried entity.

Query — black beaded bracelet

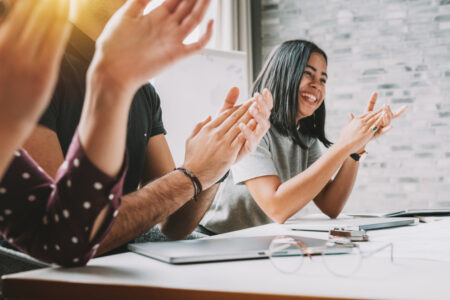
[174,167,203,201]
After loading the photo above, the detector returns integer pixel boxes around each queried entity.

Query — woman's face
[297,52,328,121]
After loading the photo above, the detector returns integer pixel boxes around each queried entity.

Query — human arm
[245,111,386,224]
[158,87,274,240]
[0,0,71,178]
[22,126,64,179]
[312,93,408,217]
[0,134,127,267]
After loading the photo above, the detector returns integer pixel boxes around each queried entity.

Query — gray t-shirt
[200,126,323,234]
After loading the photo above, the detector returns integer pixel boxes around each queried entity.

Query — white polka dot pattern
[73,158,80,167]
[94,182,103,190]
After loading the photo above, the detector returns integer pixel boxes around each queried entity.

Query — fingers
[225,100,259,142]
[40,2,72,65]
[208,105,241,128]
[362,110,380,122]
[262,88,274,111]
[125,0,152,17]
[374,125,393,139]
[215,101,252,135]
[0,0,11,24]
[231,120,257,153]
[218,86,240,114]
[189,115,211,138]
[183,19,214,55]
[28,0,70,56]
[369,113,385,133]
[3,0,39,38]
[257,90,272,119]
[172,0,196,23]
[180,0,210,36]
[162,0,183,12]
[393,105,408,119]
[19,0,53,51]
[347,113,355,124]
[365,92,378,112]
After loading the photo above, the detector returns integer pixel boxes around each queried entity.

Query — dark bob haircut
[252,40,332,149]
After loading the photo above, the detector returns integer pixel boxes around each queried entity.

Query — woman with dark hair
[199,40,406,234]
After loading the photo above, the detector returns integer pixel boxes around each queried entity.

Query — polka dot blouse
[0,133,127,267]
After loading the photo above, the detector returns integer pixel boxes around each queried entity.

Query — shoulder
[140,82,160,103]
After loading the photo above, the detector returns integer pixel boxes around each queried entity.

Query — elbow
[266,207,290,225]
[325,209,343,220]
[158,223,191,241]
[327,213,339,219]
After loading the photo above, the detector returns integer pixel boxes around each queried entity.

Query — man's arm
[158,184,219,240]
[22,126,64,179]
[96,102,254,255]
[157,89,274,240]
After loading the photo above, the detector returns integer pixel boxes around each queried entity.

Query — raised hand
[337,111,385,155]
[216,87,273,163]
[365,92,408,138]
[91,0,213,96]
[0,0,71,178]
[0,0,71,129]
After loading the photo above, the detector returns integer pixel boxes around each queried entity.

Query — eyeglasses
[267,235,394,277]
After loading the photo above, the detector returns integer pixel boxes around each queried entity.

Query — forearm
[159,184,219,240]
[271,143,351,222]
[314,157,359,218]
[0,121,34,178]
[96,170,195,255]
[78,65,134,178]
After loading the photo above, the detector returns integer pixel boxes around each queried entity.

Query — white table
[3,219,450,300]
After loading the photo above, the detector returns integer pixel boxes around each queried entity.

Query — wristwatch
[350,150,367,162]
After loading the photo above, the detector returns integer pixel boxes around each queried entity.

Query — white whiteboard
[154,49,248,166]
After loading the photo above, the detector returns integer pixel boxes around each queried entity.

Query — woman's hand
[0,0,71,128]
[90,0,213,98]
[336,111,385,155]
[365,92,408,138]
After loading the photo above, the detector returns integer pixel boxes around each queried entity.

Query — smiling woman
[199,39,407,235]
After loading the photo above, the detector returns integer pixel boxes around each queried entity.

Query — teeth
[302,93,317,102]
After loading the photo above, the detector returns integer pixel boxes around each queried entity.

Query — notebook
[287,217,417,232]
[128,235,352,264]
[347,209,450,218]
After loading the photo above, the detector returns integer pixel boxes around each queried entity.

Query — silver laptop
[128,235,351,264]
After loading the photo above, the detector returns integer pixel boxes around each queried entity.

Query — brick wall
[259,0,450,212]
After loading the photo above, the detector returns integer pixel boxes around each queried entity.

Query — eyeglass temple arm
[360,243,394,263]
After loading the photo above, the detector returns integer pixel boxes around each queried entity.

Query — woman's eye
[304,71,312,77]
[320,79,327,84]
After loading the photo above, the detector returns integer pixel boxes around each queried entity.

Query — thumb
[347,113,355,123]
[189,115,211,138]
[218,87,240,114]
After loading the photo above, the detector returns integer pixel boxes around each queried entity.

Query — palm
[95,0,213,93]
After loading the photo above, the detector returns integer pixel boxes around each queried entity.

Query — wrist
[88,56,136,101]
[174,167,203,201]
[333,140,354,156]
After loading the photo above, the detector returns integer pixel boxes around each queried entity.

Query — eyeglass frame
[266,235,394,277]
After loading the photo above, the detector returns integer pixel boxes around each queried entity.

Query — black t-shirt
[39,25,166,195]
